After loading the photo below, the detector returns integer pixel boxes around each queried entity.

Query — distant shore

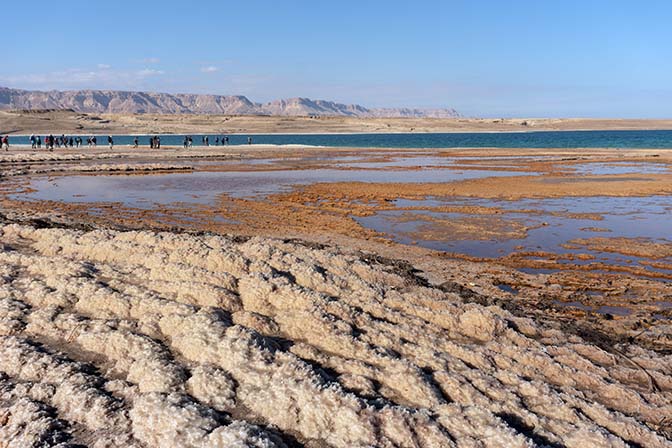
[3,109,672,135]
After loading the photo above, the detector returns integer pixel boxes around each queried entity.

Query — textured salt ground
[0,225,670,447]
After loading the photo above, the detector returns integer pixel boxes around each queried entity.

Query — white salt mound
[0,224,670,447]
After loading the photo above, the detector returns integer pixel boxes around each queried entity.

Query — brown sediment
[436,250,672,281]
[579,227,612,232]
[0,147,671,340]
[639,260,672,275]
[216,193,383,241]
[1,148,672,281]
[377,212,533,241]
[289,172,672,201]
[563,237,672,260]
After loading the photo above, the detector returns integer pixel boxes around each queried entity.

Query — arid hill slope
[0,87,460,118]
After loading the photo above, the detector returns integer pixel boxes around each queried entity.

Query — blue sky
[3,0,671,117]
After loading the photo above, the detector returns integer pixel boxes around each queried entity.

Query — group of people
[29,134,83,149]
[181,135,236,148]
[26,134,114,150]
[7,134,252,151]
[147,136,161,149]
[180,135,247,148]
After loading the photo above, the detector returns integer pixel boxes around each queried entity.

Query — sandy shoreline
[1,144,671,447]
[4,109,672,135]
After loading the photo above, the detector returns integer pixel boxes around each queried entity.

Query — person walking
[108,135,114,149]
[37,136,42,149]
[247,136,252,145]
[30,134,36,149]
[133,137,138,148]
[2,135,8,151]
[183,136,189,149]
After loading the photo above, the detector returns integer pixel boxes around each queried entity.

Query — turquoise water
[15,130,672,149]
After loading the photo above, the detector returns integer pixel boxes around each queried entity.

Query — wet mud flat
[0,145,672,446]
[2,146,672,327]
[357,195,672,277]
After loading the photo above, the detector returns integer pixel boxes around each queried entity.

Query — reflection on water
[356,196,672,277]
[334,156,457,169]
[17,168,533,206]
[571,162,670,176]
[9,163,672,279]
[495,283,519,295]
[541,177,653,183]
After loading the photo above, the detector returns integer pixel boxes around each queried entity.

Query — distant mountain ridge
[0,86,460,118]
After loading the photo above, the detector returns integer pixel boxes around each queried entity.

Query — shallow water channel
[10,163,672,278]
[357,196,672,277]
[19,167,530,204]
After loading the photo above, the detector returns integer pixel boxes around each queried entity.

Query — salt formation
[0,224,670,447]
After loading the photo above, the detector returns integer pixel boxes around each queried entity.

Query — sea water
[12,130,672,149]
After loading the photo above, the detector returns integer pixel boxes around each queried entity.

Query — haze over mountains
[0,87,460,118]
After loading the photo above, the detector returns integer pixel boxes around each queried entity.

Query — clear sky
[3,0,671,117]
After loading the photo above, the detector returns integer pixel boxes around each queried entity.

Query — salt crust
[0,224,670,447]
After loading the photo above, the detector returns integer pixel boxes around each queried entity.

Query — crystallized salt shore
[0,224,670,447]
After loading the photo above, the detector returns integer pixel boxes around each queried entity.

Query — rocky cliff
[0,87,460,118]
